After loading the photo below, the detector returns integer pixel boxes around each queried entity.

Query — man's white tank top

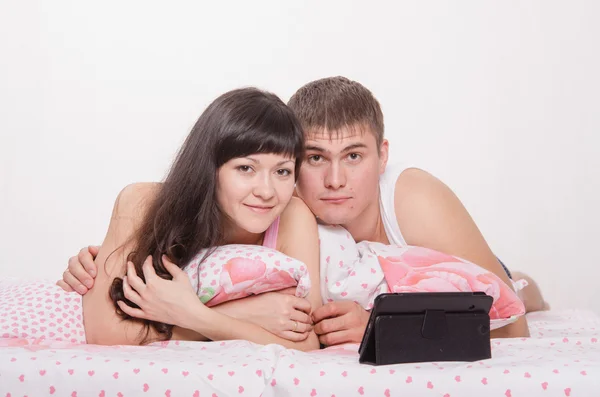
[377,163,524,292]
[378,162,414,247]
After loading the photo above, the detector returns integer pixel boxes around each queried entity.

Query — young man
[59,77,545,345]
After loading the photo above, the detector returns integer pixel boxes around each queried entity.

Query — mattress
[1,308,598,396]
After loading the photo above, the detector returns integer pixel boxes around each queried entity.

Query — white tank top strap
[378,162,414,247]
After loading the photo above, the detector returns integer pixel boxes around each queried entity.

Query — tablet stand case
[359,307,492,365]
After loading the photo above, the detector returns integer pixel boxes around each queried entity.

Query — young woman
[2,88,322,350]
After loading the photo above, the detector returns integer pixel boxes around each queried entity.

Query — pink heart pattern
[183,244,312,306]
[0,280,85,343]
[0,275,598,397]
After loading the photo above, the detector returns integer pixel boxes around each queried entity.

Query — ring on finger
[293,320,298,332]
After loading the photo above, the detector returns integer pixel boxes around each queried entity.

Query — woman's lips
[244,204,274,213]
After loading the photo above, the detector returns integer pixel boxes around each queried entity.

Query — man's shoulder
[393,168,450,219]
[393,167,438,194]
[392,167,461,243]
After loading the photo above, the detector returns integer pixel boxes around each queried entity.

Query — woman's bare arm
[82,183,161,345]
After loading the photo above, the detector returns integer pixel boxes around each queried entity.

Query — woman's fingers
[290,310,313,327]
[122,276,143,307]
[125,261,147,293]
[280,330,310,342]
[117,300,147,320]
[290,318,312,333]
[141,255,158,282]
[290,295,312,314]
[162,255,184,280]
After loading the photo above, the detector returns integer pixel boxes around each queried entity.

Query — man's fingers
[88,245,100,258]
[313,315,346,336]
[78,247,98,278]
[68,256,94,289]
[290,296,312,314]
[318,329,352,347]
[280,330,309,342]
[312,301,352,323]
[65,256,94,288]
[62,269,88,295]
[56,279,75,293]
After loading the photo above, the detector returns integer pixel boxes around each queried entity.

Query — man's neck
[342,197,389,244]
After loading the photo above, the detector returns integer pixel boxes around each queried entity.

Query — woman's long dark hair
[108,88,305,342]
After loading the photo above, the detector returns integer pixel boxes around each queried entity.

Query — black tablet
[358,292,493,365]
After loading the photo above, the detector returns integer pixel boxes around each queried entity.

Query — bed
[1,307,598,397]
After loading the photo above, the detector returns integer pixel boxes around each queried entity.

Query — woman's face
[217,153,296,235]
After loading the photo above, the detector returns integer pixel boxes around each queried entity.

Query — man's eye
[348,153,361,161]
[309,155,323,162]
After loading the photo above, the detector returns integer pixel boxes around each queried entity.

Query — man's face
[296,126,388,226]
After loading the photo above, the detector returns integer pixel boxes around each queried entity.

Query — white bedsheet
[1,309,599,396]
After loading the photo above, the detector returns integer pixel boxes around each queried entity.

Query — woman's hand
[117,255,203,329]
[218,288,313,341]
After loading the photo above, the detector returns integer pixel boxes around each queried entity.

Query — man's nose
[324,162,346,189]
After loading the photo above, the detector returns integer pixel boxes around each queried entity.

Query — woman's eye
[277,169,292,176]
[237,165,253,173]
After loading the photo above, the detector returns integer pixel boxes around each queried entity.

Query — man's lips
[320,197,351,204]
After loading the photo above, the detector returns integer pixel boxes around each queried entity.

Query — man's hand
[56,245,99,294]
[312,301,370,346]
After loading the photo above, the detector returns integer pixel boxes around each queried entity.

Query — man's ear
[379,139,389,174]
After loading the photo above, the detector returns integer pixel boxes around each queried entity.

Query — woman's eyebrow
[277,160,295,166]
[243,157,294,166]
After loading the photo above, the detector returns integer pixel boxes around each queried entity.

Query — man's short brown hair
[287,76,384,146]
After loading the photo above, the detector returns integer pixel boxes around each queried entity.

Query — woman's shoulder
[277,197,318,241]
[279,197,315,224]
[275,199,320,272]
[113,182,162,218]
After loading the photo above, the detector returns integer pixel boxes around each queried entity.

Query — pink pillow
[317,225,525,330]
[376,245,526,328]
[184,245,311,306]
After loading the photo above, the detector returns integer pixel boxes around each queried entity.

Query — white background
[1,1,599,313]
